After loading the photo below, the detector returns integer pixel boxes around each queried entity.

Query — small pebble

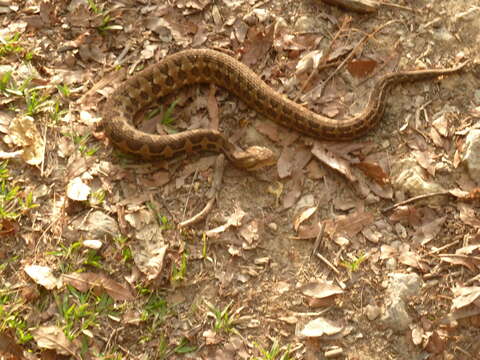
[268,222,278,231]
[365,304,381,321]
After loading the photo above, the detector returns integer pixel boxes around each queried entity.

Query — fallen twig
[179,154,225,228]
[381,191,450,213]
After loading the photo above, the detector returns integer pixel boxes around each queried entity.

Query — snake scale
[102,49,467,170]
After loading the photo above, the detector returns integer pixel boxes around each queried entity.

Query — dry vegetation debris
[0,0,480,359]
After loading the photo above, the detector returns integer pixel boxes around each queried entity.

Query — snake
[102,49,467,170]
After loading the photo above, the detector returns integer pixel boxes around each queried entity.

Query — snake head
[232,146,276,171]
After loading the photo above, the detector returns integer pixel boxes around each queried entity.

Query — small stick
[381,191,450,213]
[310,222,325,259]
[316,252,340,275]
[179,155,225,228]
[317,19,401,97]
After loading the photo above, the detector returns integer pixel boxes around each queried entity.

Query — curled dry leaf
[239,220,260,248]
[300,280,343,307]
[24,265,62,290]
[297,317,343,338]
[438,254,480,272]
[451,286,480,310]
[450,188,480,201]
[131,223,168,280]
[63,272,134,301]
[8,115,44,165]
[293,206,317,231]
[300,280,343,298]
[312,142,356,182]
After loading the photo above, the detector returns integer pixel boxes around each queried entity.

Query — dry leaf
[300,281,343,298]
[297,317,343,338]
[66,177,91,201]
[399,251,429,272]
[24,265,61,290]
[355,161,389,185]
[293,206,317,231]
[0,330,25,359]
[239,220,260,248]
[8,115,44,165]
[63,272,134,301]
[458,203,480,227]
[131,224,168,280]
[32,325,78,357]
[205,206,246,238]
[347,58,377,78]
[451,286,480,310]
[312,142,356,182]
[438,254,480,272]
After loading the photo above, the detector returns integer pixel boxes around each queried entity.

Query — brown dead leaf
[32,325,79,358]
[312,142,356,182]
[399,251,429,272]
[432,113,450,137]
[306,160,325,179]
[273,18,309,52]
[242,24,273,67]
[324,211,374,238]
[347,58,377,78]
[438,254,480,272]
[412,150,436,176]
[424,329,448,354]
[282,170,303,209]
[139,170,170,187]
[0,330,25,359]
[413,216,446,245]
[207,84,219,130]
[380,244,397,260]
[131,224,168,281]
[255,120,280,142]
[389,205,422,227]
[62,272,134,301]
[277,145,312,179]
[355,161,389,185]
[0,219,18,237]
[277,146,295,179]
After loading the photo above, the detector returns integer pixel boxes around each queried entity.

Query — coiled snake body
[102,49,466,169]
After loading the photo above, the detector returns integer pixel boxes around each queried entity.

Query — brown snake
[102,49,467,170]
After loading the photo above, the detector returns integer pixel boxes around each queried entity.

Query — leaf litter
[1,0,479,359]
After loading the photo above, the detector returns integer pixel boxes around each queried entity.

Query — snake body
[102,49,466,169]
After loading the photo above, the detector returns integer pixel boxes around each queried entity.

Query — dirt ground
[1,0,480,359]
